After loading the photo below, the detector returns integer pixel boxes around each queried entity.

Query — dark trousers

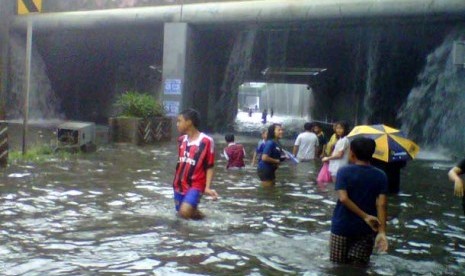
[462,195,465,215]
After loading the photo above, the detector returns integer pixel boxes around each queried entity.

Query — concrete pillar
[161,23,192,137]
[0,1,14,120]
[0,1,13,167]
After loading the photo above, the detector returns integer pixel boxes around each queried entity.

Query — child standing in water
[330,137,388,265]
[172,108,219,219]
[257,123,285,187]
[223,133,246,170]
[322,121,350,182]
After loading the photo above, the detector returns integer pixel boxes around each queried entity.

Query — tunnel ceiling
[11,10,463,127]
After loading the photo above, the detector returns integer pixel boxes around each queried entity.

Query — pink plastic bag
[317,162,332,183]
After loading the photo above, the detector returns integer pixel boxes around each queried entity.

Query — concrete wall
[182,27,235,132]
[0,1,15,119]
[160,24,234,132]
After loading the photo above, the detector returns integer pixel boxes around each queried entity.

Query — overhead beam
[11,0,465,31]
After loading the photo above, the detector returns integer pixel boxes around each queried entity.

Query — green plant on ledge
[115,91,165,119]
[9,145,76,164]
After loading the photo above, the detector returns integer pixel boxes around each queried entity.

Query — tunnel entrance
[238,82,311,118]
[235,82,312,137]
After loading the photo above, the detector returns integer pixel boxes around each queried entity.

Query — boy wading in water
[173,109,219,219]
[330,137,388,265]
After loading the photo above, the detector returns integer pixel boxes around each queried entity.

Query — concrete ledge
[109,117,171,145]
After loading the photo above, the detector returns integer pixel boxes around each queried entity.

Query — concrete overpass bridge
[1,0,465,131]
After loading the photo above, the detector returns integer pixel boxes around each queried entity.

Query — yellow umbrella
[347,124,420,162]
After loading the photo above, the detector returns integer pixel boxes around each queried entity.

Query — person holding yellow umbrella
[347,124,420,194]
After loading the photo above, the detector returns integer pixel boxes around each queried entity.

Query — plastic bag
[317,162,332,183]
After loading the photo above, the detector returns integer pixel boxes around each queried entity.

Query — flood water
[0,130,464,275]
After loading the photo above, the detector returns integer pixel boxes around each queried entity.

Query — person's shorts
[174,189,202,212]
[329,233,375,265]
[257,167,276,181]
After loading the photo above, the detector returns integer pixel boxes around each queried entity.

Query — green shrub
[115,91,165,119]
[9,145,75,163]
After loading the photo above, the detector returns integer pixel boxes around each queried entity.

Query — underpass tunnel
[231,19,456,132]
[4,2,464,135]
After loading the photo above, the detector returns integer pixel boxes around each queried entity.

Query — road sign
[18,0,42,15]
[164,100,180,117]
[164,79,182,95]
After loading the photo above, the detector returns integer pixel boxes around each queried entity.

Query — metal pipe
[12,0,465,30]
[12,5,181,30]
[182,0,465,23]
[22,17,32,155]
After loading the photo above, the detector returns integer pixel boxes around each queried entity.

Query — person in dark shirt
[257,123,285,187]
[330,137,388,265]
[313,122,327,158]
[371,159,407,194]
[261,109,268,124]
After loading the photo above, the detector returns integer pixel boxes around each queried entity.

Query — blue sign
[164,100,180,117]
[164,79,182,95]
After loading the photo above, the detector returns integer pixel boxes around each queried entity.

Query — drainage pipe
[12,0,465,30]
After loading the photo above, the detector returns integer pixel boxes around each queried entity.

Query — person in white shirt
[322,121,351,182]
[293,122,319,161]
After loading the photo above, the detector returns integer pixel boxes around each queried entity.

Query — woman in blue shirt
[257,123,285,187]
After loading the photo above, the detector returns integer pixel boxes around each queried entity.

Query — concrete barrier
[109,117,171,145]
[0,122,8,167]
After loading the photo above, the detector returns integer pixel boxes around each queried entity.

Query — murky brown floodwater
[0,132,463,275]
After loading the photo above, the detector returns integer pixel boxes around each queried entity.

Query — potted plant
[109,91,171,144]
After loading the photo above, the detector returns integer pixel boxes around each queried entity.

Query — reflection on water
[0,136,464,275]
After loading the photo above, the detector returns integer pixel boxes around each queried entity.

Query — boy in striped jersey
[173,108,218,219]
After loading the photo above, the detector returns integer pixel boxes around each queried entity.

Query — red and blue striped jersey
[173,133,215,194]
